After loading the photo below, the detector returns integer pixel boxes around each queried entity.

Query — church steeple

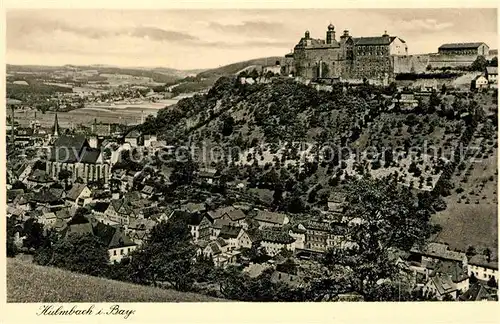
[53,112,60,137]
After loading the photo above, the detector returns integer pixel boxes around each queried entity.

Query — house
[485,66,498,86]
[467,254,498,282]
[66,183,92,207]
[12,193,32,212]
[207,206,247,228]
[254,210,289,229]
[327,192,347,213]
[289,224,307,250]
[422,259,470,300]
[125,130,142,147]
[25,169,54,189]
[255,230,296,257]
[143,134,157,147]
[141,185,155,199]
[91,201,110,217]
[199,238,240,267]
[7,189,24,203]
[61,213,94,239]
[218,225,252,250]
[105,199,136,226]
[410,242,468,267]
[30,188,65,210]
[93,222,138,263]
[303,220,347,252]
[181,202,206,214]
[458,282,498,301]
[187,212,212,242]
[39,212,57,228]
[438,42,489,56]
[198,168,218,185]
[423,274,460,300]
[127,218,157,246]
[472,75,489,90]
[210,219,232,239]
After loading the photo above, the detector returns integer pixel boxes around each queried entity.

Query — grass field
[7,259,224,303]
[431,203,498,257]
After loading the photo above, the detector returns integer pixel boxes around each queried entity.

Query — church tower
[326,23,335,44]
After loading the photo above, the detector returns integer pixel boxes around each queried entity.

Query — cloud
[397,19,453,32]
[129,27,198,42]
[6,14,199,49]
[208,21,287,38]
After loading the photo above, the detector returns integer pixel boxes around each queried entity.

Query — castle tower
[304,30,310,39]
[326,23,335,44]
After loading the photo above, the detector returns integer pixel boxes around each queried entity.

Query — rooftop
[438,42,486,50]
[254,210,288,225]
[256,230,295,244]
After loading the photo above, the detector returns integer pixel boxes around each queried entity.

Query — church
[45,114,111,185]
[283,24,408,82]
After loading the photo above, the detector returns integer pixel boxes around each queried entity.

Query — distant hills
[197,56,283,79]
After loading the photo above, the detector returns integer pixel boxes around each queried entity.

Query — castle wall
[393,55,429,74]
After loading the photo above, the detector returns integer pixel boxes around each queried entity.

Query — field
[431,203,498,257]
[7,258,223,302]
[13,98,181,129]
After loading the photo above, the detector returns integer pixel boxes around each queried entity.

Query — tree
[58,169,72,182]
[22,218,46,250]
[489,56,498,67]
[483,248,492,263]
[11,181,27,190]
[323,177,440,298]
[35,233,109,277]
[128,215,197,291]
[170,159,198,187]
[471,55,488,71]
[487,276,497,288]
[6,216,19,258]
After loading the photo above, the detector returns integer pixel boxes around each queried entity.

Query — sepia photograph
[3,6,499,308]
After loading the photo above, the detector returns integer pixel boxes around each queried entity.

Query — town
[6,18,499,303]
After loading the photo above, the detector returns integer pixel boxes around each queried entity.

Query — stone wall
[349,56,392,79]
[393,55,430,74]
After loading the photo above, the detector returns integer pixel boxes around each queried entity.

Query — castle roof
[353,36,400,46]
[439,42,486,50]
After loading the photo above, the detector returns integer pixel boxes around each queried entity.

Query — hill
[140,75,496,251]
[7,258,224,302]
[198,56,283,79]
[163,57,284,96]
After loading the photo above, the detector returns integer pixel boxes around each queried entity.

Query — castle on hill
[282,24,408,82]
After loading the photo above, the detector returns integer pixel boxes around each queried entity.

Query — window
[120,249,124,255]
[113,250,117,256]
[128,248,131,253]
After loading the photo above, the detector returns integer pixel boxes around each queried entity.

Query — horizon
[6,9,498,70]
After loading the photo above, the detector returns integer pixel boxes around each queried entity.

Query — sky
[6,9,498,70]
